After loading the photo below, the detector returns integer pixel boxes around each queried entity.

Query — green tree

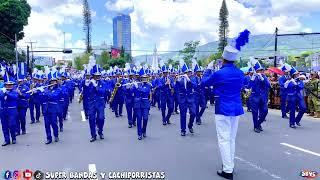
[179,41,200,67]
[74,53,90,70]
[83,0,92,53]
[218,0,229,52]
[97,50,111,68]
[166,58,179,68]
[0,0,31,63]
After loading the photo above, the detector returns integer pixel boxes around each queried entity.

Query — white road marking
[280,143,320,157]
[81,111,86,122]
[235,156,284,180]
[88,164,98,180]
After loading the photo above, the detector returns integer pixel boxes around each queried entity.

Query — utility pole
[26,41,37,71]
[274,27,278,67]
[274,28,320,67]
[26,46,30,75]
[15,34,18,78]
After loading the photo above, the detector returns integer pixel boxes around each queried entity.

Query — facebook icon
[4,170,12,179]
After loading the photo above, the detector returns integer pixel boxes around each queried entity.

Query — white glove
[91,79,97,87]
[183,74,190,81]
[251,74,256,81]
[85,80,90,86]
[38,87,45,92]
[1,87,6,93]
[134,82,139,88]
[284,80,291,88]
[258,74,264,81]
[291,78,297,85]
[244,88,250,92]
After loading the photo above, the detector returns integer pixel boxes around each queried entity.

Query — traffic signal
[62,49,72,54]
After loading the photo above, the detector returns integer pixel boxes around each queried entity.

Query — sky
[18,0,320,58]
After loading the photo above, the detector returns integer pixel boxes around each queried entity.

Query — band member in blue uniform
[80,69,91,120]
[279,64,291,118]
[285,67,306,128]
[202,29,250,180]
[111,67,125,117]
[177,62,197,136]
[133,67,152,140]
[193,64,206,125]
[124,67,137,128]
[243,68,253,112]
[248,60,271,133]
[158,65,174,125]
[88,63,107,142]
[16,75,30,135]
[1,74,19,146]
[30,72,42,123]
[43,71,61,144]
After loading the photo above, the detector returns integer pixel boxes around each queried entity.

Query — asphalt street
[0,94,319,180]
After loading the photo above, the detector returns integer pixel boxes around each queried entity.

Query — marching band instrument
[109,77,123,104]
[26,84,55,94]
[78,93,83,104]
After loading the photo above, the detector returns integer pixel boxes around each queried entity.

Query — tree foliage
[166,58,179,68]
[83,0,92,53]
[218,0,229,52]
[74,53,90,70]
[0,0,31,63]
[179,41,200,66]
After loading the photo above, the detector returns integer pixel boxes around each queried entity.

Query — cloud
[108,0,315,56]
[105,0,134,12]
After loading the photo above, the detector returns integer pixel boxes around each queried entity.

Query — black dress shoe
[282,115,289,119]
[119,114,123,116]
[12,140,16,144]
[181,132,186,136]
[258,126,263,131]
[30,121,35,124]
[99,134,104,140]
[290,125,296,129]
[22,131,26,135]
[254,128,261,133]
[16,132,20,136]
[90,137,96,142]
[138,136,143,140]
[163,122,167,126]
[167,121,171,124]
[128,124,133,128]
[54,137,59,142]
[2,142,10,146]
[217,170,233,180]
[115,115,119,117]
[189,128,194,134]
[196,121,201,125]
[143,133,147,138]
[36,120,40,123]
[60,128,63,132]
[296,122,301,126]
[45,140,52,145]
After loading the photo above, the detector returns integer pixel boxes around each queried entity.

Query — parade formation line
[280,143,320,157]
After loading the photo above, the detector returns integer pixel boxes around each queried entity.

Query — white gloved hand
[291,78,297,85]
[284,80,291,88]
[244,88,250,92]
[1,87,6,93]
[91,79,97,87]
[134,82,139,88]
[259,74,264,81]
[38,87,45,92]
[251,74,256,81]
[183,74,190,81]
[85,80,90,86]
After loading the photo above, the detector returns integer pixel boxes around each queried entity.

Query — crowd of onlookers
[241,71,320,119]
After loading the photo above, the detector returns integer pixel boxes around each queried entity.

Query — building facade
[113,14,131,55]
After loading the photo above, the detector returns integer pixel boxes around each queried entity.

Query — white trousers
[215,115,239,173]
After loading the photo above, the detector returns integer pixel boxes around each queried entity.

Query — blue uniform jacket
[248,75,271,98]
[18,84,30,108]
[202,63,244,116]
[45,86,62,114]
[176,77,196,104]
[279,75,288,96]
[133,83,152,109]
